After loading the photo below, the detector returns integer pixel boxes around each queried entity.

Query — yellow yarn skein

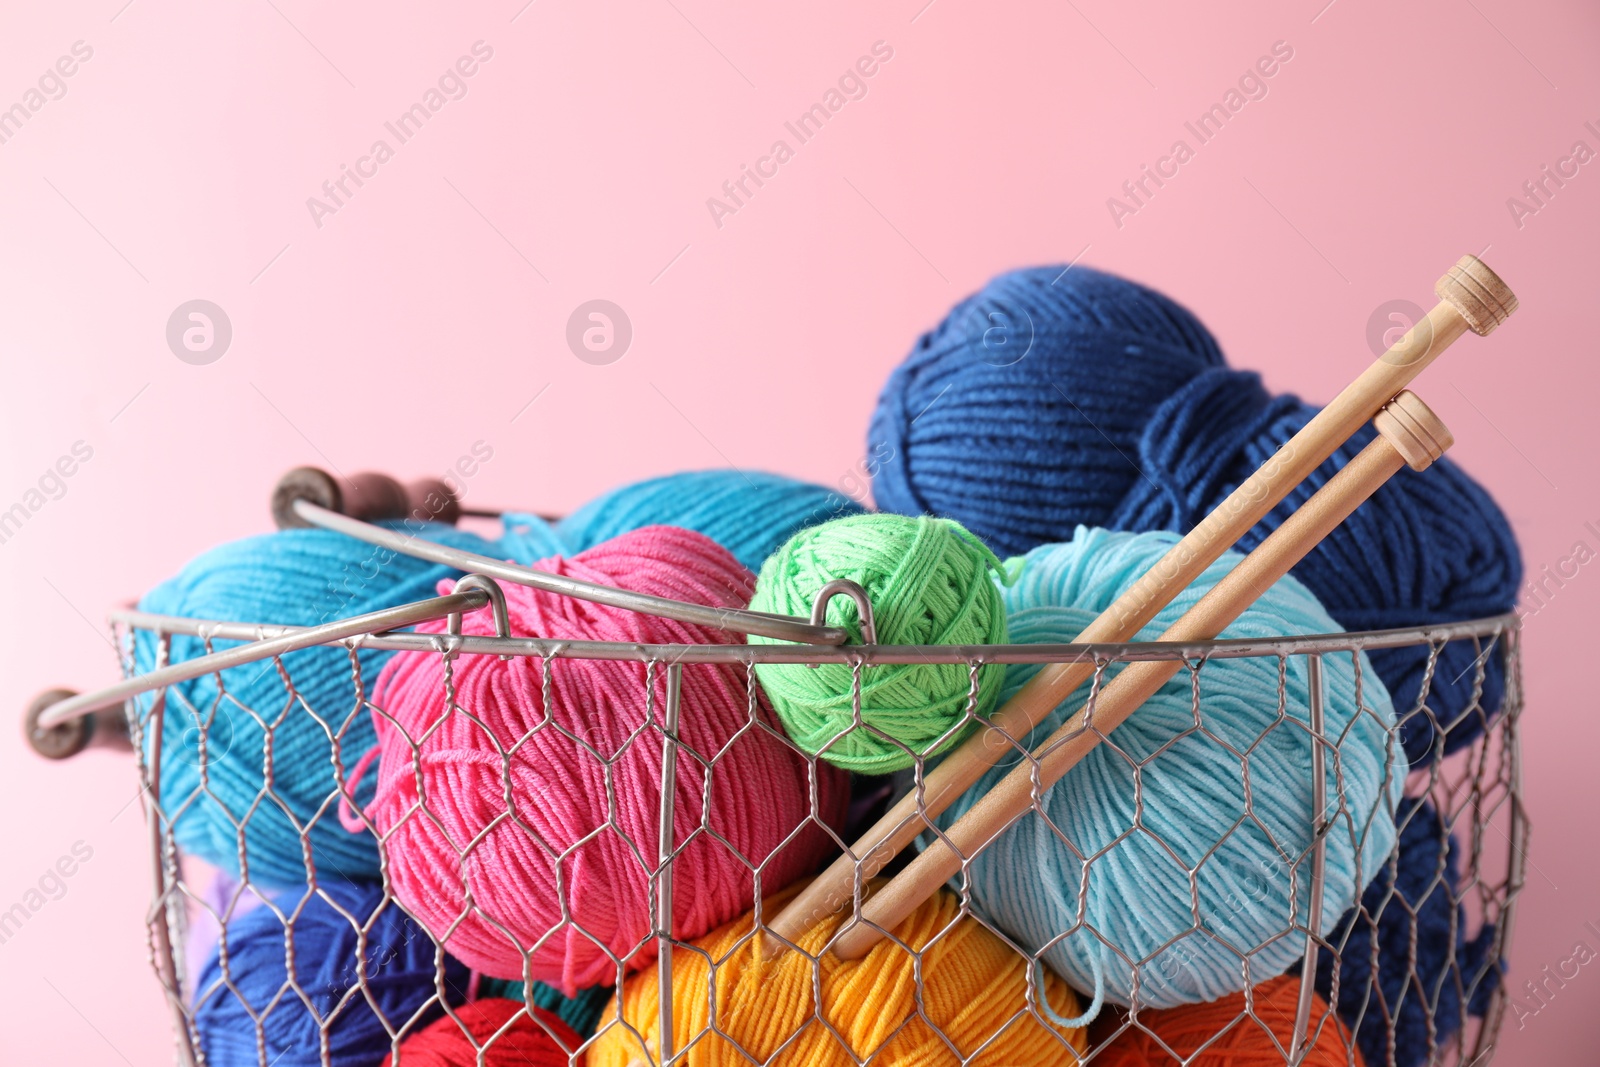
[589,885,1087,1066]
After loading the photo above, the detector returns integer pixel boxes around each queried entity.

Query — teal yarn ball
[476,977,613,1039]
[936,528,1404,1012]
[135,521,515,887]
[749,513,1008,774]
[559,469,863,573]
[496,511,569,563]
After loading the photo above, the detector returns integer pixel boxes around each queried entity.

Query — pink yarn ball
[367,525,846,995]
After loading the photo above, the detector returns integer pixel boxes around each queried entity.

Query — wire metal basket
[28,473,1527,1067]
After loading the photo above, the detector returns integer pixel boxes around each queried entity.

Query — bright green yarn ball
[748,513,1008,773]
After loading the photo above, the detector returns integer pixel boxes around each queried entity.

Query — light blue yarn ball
[935,527,1406,1012]
[558,469,864,573]
[497,511,570,562]
[135,521,521,887]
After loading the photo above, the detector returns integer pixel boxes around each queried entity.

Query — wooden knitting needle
[828,390,1453,960]
[760,255,1513,959]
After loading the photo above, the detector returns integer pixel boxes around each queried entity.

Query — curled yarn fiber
[868,264,1521,763]
[1305,797,1500,1067]
[588,885,1088,1066]
[748,513,1008,773]
[367,525,848,995]
[558,469,863,573]
[938,529,1404,1010]
[381,999,581,1066]
[194,880,468,1067]
[1089,975,1362,1067]
[136,522,512,886]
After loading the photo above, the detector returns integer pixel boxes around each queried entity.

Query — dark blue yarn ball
[868,264,1521,763]
[869,265,1226,555]
[1303,797,1501,1067]
[193,880,469,1067]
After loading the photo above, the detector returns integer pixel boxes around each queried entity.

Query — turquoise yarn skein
[135,521,515,887]
[496,510,569,563]
[559,469,863,573]
[936,528,1405,1013]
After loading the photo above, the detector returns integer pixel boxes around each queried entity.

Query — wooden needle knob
[24,688,132,760]
[1435,254,1517,336]
[1373,390,1453,471]
[271,467,461,529]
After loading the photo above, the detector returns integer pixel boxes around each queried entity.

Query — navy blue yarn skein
[1299,796,1501,1067]
[193,879,469,1067]
[869,266,1225,555]
[868,264,1521,762]
[136,521,520,887]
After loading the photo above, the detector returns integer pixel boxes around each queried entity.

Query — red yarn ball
[1089,976,1363,1067]
[368,525,847,995]
[382,999,581,1065]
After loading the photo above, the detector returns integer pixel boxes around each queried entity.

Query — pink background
[2,0,1597,1061]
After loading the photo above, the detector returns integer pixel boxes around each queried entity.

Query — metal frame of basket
[28,486,1528,1067]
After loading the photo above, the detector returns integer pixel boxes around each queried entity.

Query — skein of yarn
[1089,975,1362,1067]
[366,525,848,995]
[193,879,468,1067]
[867,264,1521,763]
[1304,797,1500,1067]
[869,265,1225,554]
[136,522,515,886]
[558,469,864,573]
[748,513,1009,773]
[588,885,1088,1066]
[936,528,1404,1010]
[381,1000,581,1066]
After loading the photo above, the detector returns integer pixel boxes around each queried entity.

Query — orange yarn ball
[589,885,1087,1066]
[1089,976,1362,1067]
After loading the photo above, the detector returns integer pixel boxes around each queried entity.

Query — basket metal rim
[110,606,1520,666]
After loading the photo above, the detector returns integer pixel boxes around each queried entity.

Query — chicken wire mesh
[96,588,1525,1067]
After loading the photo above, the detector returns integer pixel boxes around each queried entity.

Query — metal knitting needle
[829,390,1453,960]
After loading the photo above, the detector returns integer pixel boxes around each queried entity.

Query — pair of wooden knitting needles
[760,254,1517,963]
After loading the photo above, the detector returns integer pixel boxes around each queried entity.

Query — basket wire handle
[32,588,492,730]
[447,574,513,650]
[284,491,849,647]
[809,579,878,644]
